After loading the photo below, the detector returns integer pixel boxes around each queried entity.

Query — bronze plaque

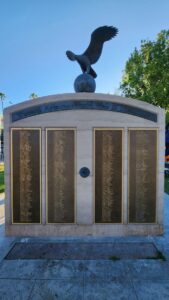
[47,129,75,223]
[12,129,41,223]
[129,130,157,223]
[95,130,122,223]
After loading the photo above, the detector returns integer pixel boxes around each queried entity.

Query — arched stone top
[4,93,164,123]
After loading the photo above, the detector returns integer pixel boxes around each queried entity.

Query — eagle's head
[66,51,76,61]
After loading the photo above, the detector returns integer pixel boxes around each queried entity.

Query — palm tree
[29,93,38,99]
[0,92,5,113]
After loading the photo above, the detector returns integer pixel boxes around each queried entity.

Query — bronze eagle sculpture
[66,26,118,78]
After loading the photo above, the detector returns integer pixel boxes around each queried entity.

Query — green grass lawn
[0,163,4,193]
[0,171,4,193]
[165,175,169,195]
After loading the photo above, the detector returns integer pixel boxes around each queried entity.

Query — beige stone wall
[4,93,165,236]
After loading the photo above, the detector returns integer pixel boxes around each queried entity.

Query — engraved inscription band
[11,100,157,122]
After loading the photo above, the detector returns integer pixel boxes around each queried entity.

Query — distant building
[0,115,4,161]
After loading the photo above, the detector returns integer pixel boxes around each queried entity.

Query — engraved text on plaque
[129,129,157,223]
[47,129,75,223]
[12,129,41,223]
[95,129,122,223]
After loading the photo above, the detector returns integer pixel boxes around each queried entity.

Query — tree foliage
[120,30,169,121]
[0,92,6,113]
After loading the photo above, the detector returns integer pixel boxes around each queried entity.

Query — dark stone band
[11,100,157,123]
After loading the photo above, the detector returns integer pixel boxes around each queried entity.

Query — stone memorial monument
[4,26,165,236]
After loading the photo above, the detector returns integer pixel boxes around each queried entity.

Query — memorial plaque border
[93,128,124,224]
[11,128,42,224]
[128,128,158,224]
[46,128,76,224]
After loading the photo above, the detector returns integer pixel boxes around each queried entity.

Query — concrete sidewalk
[0,194,169,299]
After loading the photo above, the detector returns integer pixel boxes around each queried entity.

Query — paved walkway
[0,194,169,299]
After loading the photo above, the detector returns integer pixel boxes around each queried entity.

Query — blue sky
[0,0,169,107]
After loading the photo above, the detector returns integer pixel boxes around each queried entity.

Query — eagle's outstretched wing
[83,26,118,64]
